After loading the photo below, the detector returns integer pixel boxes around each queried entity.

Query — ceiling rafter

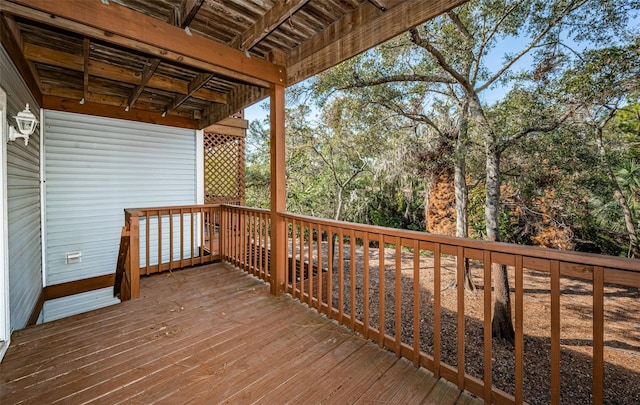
[230,0,311,51]
[126,58,161,109]
[172,0,204,29]
[163,72,213,115]
[368,0,389,11]
[82,38,90,101]
[1,0,284,87]
[23,44,227,104]
[287,0,469,85]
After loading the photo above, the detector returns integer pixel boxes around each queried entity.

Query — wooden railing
[115,204,223,299]
[116,204,640,404]
[221,205,272,283]
[224,206,639,405]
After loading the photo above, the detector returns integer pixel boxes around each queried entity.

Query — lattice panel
[204,132,245,204]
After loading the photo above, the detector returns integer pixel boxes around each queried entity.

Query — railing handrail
[222,204,270,215]
[280,211,640,275]
[125,204,224,216]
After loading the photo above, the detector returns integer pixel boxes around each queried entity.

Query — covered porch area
[0,262,479,404]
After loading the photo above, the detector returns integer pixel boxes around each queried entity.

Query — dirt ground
[293,240,640,404]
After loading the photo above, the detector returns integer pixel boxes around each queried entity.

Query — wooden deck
[1,263,481,404]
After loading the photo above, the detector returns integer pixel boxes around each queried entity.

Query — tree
[405,0,637,342]
[563,38,640,257]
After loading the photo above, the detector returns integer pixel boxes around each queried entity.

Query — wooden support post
[128,214,141,299]
[270,83,286,296]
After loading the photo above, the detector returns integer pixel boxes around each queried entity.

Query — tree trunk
[330,186,346,261]
[486,139,515,343]
[455,100,475,291]
[595,126,640,258]
[426,170,457,236]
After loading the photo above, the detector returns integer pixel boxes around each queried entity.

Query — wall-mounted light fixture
[7,103,38,146]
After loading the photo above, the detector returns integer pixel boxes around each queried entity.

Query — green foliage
[243,0,639,256]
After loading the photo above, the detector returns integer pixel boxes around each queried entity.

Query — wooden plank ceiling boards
[0,0,467,129]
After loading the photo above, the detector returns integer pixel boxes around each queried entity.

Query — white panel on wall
[1,46,42,331]
[42,287,118,323]
[43,110,196,321]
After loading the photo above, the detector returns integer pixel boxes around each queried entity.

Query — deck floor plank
[354,356,426,404]
[2,276,276,399]
[0,263,479,404]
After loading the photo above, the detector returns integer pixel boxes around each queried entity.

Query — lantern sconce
[8,103,38,146]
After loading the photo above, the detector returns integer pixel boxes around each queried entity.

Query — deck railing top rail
[280,211,639,277]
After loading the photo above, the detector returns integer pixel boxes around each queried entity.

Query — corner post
[270,83,286,296]
[128,213,141,299]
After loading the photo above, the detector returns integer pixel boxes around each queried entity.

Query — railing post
[270,83,286,296]
[128,213,140,299]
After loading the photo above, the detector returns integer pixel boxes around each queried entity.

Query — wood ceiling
[0,0,467,129]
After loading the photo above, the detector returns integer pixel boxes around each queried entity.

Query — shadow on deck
[1,263,481,404]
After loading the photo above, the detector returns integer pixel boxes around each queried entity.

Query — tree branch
[409,28,474,94]
[476,0,587,93]
[473,1,523,85]
[342,73,455,89]
[499,108,575,152]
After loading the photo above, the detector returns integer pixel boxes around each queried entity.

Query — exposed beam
[2,0,284,87]
[231,0,310,51]
[201,85,268,128]
[287,0,469,84]
[127,58,161,109]
[0,15,42,103]
[163,72,212,114]
[82,38,90,101]
[43,95,198,129]
[23,44,227,104]
[42,85,193,119]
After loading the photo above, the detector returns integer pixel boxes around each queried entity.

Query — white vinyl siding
[1,46,43,331]
[43,111,197,320]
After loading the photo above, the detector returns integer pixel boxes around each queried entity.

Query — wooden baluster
[145,210,150,275]
[363,232,370,340]
[190,210,195,267]
[308,224,313,306]
[378,233,385,347]
[180,208,184,268]
[199,206,205,265]
[300,222,306,301]
[593,266,604,405]
[338,228,344,323]
[292,219,297,297]
[433,242,441,378]
[395,238,402,356]
[169,209,174,269]
[413,239,420,367]
[259,212,263,279]
[327,227,333,318]
[551,260,561,405]
[317,224,323,311]
[158,211,162,271]
[483,250,492,403]
[350,229,357,331]
[283,218,289,292]
[457,245,465,389]
[515,255,524,403]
